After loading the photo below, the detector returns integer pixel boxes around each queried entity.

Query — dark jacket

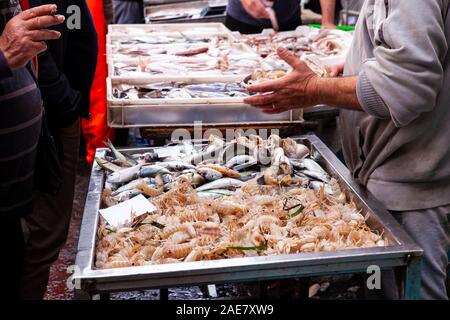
[30,0,98,128]
[0,0,43,218]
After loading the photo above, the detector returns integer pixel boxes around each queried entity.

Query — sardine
[196,178,244,192]
[107,164,143,184]
[95,157,122,173]
[197,189,236,199]
[139,165,171,178]
[197,167,223,181]
[104,139,136,166]
[114,189,143,202]
[226,155,255,168]
[301,170,330,184]
[157,161,196,171]
[301,158,327,174]
[112,178,150,196]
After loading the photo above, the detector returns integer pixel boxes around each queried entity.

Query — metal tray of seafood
[108,77,252,106]
[108,23,236,41]
[107,44,259,80]
[144,1,208,23]
[73,134,422,297]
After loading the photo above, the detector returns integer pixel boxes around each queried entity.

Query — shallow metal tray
[73,134,423,299]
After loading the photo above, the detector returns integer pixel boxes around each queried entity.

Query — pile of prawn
[95,175,387,270]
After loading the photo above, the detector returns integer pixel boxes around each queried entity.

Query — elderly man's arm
[320,0,336,28]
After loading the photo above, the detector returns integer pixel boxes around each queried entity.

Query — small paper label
[99,195,157,228]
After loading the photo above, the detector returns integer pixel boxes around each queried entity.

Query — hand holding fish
[244,47,320,114]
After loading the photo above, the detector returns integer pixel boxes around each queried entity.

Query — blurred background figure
[82,0,115,166]
[226,0,336,34]
[114,0,144,24]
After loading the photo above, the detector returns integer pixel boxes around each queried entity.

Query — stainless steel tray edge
[74,134,423,293]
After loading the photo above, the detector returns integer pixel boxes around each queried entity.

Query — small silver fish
[107,164,143,184]
[196,178,244,192]
[112,178,150,196]
[95,157,122,173]
[226,155,256,169]
[197,167,223,181]
[139,165,171,178]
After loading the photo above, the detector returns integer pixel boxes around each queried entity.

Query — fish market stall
[73,134,423,300]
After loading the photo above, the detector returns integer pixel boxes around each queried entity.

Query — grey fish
[197,189,236,199]
[104,139,136,166]
[197,167,223,181]
[301,158,327,174]
[112,178,150,196]
[95,157,122,173]
[157,161,196,171]
[226,155,256,169]
[301,170,330,184]
[114,189,143,202]
[139,165,171,178]
[107,164,143,184]
[196,178,244,192]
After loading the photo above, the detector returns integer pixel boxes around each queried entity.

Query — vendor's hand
[0,4,65,71]
[244,47,319,114]
[326,62,345,77]
[241,0,274,20]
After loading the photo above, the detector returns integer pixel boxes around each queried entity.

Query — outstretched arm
[244,47,361,114]
[320,0,336,28]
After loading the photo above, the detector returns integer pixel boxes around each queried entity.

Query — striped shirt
[0,0,43,218]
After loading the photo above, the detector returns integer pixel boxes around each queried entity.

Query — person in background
[114,0,144,24]
[83,0,115,166]
[226,0,336,34]
[20,0,98,300]
[245,0,450,299]
[0,2,65,299]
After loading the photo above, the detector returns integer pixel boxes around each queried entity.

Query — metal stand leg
[74,289,93,300]
[100,293,111,300]
[403,256,423,300]
[160,288,169,300]
[259,281,269,299]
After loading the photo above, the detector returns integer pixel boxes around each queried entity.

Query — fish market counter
[73,134,423,300]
